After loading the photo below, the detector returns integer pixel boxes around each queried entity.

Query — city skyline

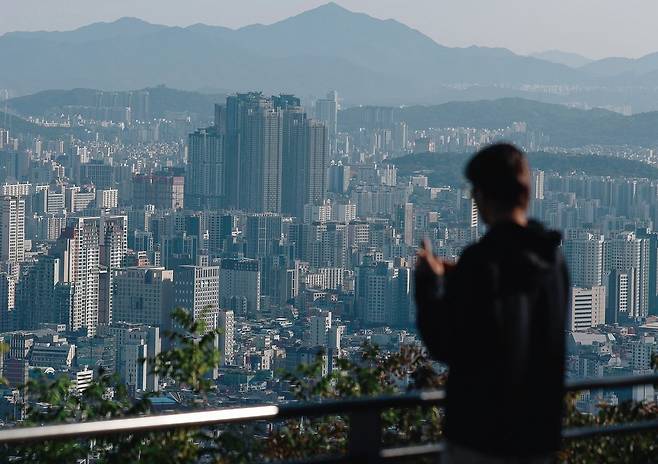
[1,0,658,60]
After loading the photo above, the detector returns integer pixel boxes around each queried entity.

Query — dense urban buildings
[1,79,658,426]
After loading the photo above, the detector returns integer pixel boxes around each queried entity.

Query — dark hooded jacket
[416,220,569,457]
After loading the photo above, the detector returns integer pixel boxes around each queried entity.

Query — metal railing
[0,374,657,463]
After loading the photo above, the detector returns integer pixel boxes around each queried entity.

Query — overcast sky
[1,0,655,59]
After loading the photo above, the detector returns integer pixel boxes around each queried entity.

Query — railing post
[348,408,382,463]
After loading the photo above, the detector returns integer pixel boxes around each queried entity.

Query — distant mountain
[391,152,658,187]
[6,86,225,120]
[531,50,593,68]
[340,98,658,147]
[5,3,658,106]
[580,53,658,79]
[0,3,583,103]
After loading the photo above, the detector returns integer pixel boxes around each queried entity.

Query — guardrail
[0,374,657,463]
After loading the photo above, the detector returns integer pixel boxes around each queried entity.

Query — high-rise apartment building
[563,233,604,287]
[0,196,25,265]
[54,218,100,335]
[604,232,650,318]
[224,93,283,213]
[280,104,329,218]
[315,91,338,154]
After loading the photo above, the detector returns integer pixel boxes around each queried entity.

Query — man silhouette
[415,143,569,463]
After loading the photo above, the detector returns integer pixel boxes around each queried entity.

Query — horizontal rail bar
[565,373,658,392]
[0,373,656,446]
[0,390,445,444]
[278,390,445,418]
[380,443,445,460]
[0,405,279,444]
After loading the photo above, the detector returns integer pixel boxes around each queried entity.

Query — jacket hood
[481,220,562,284]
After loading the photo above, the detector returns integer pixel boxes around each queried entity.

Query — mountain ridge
[2,4,658,105]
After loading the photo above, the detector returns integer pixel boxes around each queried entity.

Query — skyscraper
[315,91,338,154]
[186,127,225,210]
[279,99,329,218]
[224,93,283,213]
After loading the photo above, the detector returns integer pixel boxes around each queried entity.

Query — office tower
[0,196,25,264]
[245,213,282,259]
[328,162,350,194]
[14,256,61,330]
[563,234,605,287]
[186,127,224,210]
[102,323,161,393]
[224,93,283,212]
[219,258,261,318]
[218,309,235,366]
[174,265,220,332]
[133,173,185,210]
[315,91,338,154]
[569,286,606,332]
[112,267,174,327]
[53,218,101,335]
[604,232,650,318]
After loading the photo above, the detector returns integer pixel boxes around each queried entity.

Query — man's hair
[465,143,530,211]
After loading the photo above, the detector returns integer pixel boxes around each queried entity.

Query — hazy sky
[1,0,656,59]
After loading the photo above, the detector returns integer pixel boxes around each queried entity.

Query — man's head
[465,143,531,226]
